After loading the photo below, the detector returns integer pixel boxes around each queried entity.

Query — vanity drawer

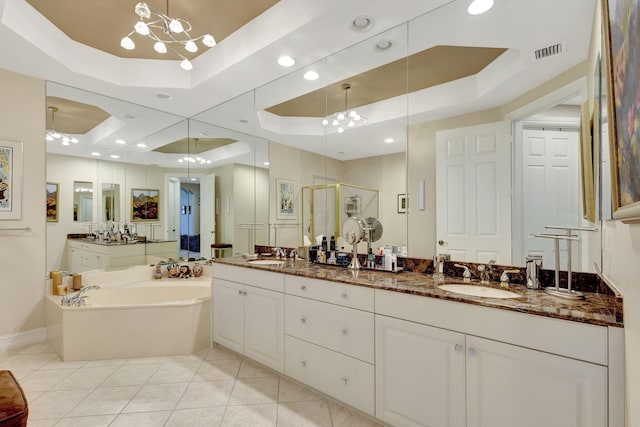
[213,263,284,292]
[285,294,374,363]
[285,335,374,416]
[284,276,374,311]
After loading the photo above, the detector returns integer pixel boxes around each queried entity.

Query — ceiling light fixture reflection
[120,1,217,71]
[91,152,101,156]
[178,156,212,165]
[277,55,295,67]
[136,143,147,148]
[46,107,79,145]
[467,0,494,15]
[110,154,120,159]
[322,83,367,133]
[384,138,394,143]
[115,139,127,145]
[303,70,319,81]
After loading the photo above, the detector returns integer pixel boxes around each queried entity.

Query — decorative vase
[192,262,203,277]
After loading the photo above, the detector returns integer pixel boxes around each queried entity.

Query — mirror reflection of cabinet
[73,181,93,222]
[101,183,120,222]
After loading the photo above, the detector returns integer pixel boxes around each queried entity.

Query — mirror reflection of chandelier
[120,1,217,71]
[322,83,368,133]
[46,107,79,145]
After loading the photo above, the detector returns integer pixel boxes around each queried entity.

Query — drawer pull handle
[301,361,307,368]
[300,317,307,325]
[454,344,463,352]
[341,328,348,336]
[468,348,476,356]
[300,285,307,291]
[341,377,348,385]
[238,290,243,295]
[341,292,348,299]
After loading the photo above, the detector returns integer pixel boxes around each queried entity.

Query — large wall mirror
[46,0,602,274]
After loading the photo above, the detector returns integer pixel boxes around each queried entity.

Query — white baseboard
[0,328,47,353]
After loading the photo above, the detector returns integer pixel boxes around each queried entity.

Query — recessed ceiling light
[115,139,126,145]
[277,55,295,67]
[123,114,136,119]
[199,131,210,136]
[91,152,101,156]
[264,161,270,166]
[375,40,393,51]
[110,154,120,159]
[191,178,197,182]
[156,91,172,100]
[304,70,320,81]
[136,143,147,148]
[384,138,394,143]
[351,15,373,32]
[468,0,494,15]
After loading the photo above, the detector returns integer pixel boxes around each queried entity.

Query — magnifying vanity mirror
[45,0,602,276]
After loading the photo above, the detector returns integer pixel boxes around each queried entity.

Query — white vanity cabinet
[212,264,285,372]
[284,276,376,415]
[375,289,611,427]
[67,239,146,272]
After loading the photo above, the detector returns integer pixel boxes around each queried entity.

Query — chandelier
[46,107,79,145]
[322,83,367,133]
[120,1,217,71]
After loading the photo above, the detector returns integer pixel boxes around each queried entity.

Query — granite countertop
[213,257,623,328]
[68,238,177,246]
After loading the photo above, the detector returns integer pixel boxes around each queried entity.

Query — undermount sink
[439,284,520,299]
[248,259,285,266]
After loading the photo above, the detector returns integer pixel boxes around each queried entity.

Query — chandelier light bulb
[184,40,198,53]
[154,41,167,53]
[52,132,60,139]
[46,134,54,141]
[134,2,151,19]
[348,120,355,128]
[337,127,345,134]
[121,36,135,50]
[180,59,193,70]
[169,18,184,33]
[322,119,329,126]
[468,0,494,15]
[337,113,345,120]
[332,119,339,126]
[134,21,150,35]
[71,137,79,144]
[62,140,70,146]
[202,34,216,47]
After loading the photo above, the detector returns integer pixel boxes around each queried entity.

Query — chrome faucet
[61,285,100,307]
[432,254,450,280]
[288,248,297,259]
[477,260,495,284]
[274,247,286,259]
[453,264,472,282]
[499,269,520,288]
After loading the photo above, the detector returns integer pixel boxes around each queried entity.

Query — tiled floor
[1,342,382,427]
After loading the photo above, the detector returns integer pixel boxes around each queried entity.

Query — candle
[57,284,67,295]
[51,271,62,294]
[72,274,82,290]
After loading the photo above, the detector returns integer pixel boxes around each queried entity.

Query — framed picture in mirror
[46,182,59,222]
[131,188,159,221]
[276,178,296,220]
[397,194,407,213]
[602,0,640,222]
[579,101,595,222]
[0,139,22,220]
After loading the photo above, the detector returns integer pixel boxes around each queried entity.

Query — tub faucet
[274,247,286,259]
[61,285,100,307]
[453,264,472,283]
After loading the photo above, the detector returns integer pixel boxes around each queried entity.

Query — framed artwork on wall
[276,179,296,220]
[46,182,59,222]
[579,101,596,222]
[602,0,640,222]
[0,140,23,220]
[131,188,159,221]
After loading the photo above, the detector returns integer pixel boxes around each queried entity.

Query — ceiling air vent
[534,43,563,60]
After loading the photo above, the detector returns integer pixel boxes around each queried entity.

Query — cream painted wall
[0,68,46,336]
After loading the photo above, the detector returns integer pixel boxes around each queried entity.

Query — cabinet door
[466,336,607,427]
[244,286,284,372]
[212,279,245,354]
[375,315,466,427]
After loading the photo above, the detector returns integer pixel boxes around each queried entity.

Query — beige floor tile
[121,382,188,413]
[4,369,35,380]
[194,358,241,381]
[278,378,323,403]
[40,357,87,370]
[109,410,172,427]
[165,407,226,427]
[228,377,279,405]
[53,414,117,427]
[123,356,169,365]
[328,401,383,427]
[221,403,277,427]
[277,400,332,427]
[237,360,278,379]
[20,418,57,427]
[101,362,161,387]
[53,366,119,390]
[28,388,93,420]
[82,358,127,368]
[3,353,58,370]
[19,368,76,392]
[66,385,141,417]
[176,379,234,409]
[205,346,241,361]
[147,360,202,384]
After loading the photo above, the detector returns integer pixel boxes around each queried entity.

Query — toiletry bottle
[368,248,375,268]
[321,236,328,252]
[329,236,336,251]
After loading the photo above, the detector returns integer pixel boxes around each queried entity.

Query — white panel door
[200,173,216,255]
[212,279,245,354]
[436,121,511,264]
[244,285,284,373]
[521,129,581,270]
[166,177,181,248]
[466,335,606,427]
[375,315,466,427]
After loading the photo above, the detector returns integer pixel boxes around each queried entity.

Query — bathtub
[46,279,211,361]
